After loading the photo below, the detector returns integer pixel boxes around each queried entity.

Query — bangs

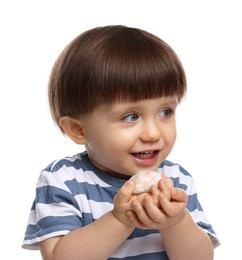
[85,27,186,108]
[49,26,186,126]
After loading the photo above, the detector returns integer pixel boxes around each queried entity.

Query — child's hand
[127,186,188,231]
[112,176,170,226]
[135,174,174,207]
[152,174,174,204]
[112,180,136,227]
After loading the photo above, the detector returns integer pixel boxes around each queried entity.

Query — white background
[1,0,241,259]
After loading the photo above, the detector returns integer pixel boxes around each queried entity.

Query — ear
[59,116,87,144]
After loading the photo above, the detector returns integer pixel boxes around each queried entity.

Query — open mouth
[132,150,159,159]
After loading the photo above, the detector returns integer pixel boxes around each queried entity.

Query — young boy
[23,25,220,259]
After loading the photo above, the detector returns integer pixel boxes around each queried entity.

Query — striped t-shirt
[23,151,219,259]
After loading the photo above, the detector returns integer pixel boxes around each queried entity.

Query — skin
[79,97,178,177]
[40,97,214,260]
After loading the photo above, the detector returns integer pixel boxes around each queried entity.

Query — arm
[127,182,214,260]
[160,188,214,260]
[40,181,135,260]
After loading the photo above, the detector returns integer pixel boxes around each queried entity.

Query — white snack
[130,170,162,194]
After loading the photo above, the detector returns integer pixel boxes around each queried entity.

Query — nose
[140,119,162,143]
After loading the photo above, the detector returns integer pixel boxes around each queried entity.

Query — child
[23,25,220,259]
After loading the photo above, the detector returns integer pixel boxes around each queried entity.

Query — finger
[149,186,161,207]
[158,189,187,217]
[170,188,188,204]
[143,195,166,223]
[115,181,134,205]
[150,185,160,196]
[157,193,179,216]
[161,174,174,189]
[126,210,148,229]
[130,198,154,226]
[157,179,171,201]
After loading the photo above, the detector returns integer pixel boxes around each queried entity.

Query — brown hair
[48,25,186,131]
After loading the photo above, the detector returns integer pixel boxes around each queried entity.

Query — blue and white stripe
[23,151,220,258]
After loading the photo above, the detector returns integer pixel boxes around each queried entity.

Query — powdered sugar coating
[130,170,162,194]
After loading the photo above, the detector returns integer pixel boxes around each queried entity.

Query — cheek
[166,124,177,145]
[87,130,123,153]
[172,128,177,141]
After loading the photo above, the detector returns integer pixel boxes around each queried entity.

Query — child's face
[82,97,178,179]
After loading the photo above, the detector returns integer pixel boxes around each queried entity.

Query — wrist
[111,210,136,231]
[160,209,189,235]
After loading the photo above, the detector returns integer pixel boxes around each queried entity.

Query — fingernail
[126,180,133,188]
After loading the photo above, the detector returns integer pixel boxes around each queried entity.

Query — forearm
[160,210,214,260]
[42,211,135,260]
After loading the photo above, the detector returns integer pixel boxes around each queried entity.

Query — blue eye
[159,109,173,118]
[122,113,139,122]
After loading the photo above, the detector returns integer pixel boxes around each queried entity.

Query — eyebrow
[160,100,178,107]
[106,97,179,118]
